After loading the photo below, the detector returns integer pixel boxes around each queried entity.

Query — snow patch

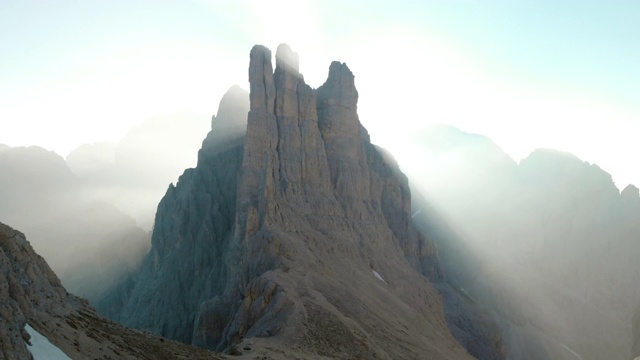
[372,270,387,284]
[25,324,72,360]
[559,343,584,360]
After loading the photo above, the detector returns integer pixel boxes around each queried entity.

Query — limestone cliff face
[99,44,475,359]
[236,44,440,281]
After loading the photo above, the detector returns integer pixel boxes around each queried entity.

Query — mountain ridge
[98,43,501,359]
[408,124,640,360]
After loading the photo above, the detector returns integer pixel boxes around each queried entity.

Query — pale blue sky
[1,1,639,187]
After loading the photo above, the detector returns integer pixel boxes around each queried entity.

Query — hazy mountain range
[409,125,640,360]
[1,44,639,359]
[0,113,209,300]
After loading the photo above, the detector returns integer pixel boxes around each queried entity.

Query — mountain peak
[622,184,640,199]
[212,85,249,130]
[97,44,492,359]
[318,61,358,110]
[248,44,275,115]
[275,43,300,74]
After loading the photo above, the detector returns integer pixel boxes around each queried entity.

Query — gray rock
[99,44,477,359]
[0,145,150,301]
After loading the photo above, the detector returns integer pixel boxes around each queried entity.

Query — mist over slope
[0,145,149,301]
[407,124,640,360]
[0,109,217,302]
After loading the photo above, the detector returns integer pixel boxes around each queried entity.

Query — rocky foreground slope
[0,221,225,360]
[98,44,501,359]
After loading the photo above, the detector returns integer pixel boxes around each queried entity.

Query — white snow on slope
[559,343,584,360]
[372,270,387,284]
[25,324,72,360]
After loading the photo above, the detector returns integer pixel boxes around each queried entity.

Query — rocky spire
[275,43,300,75]
[248,45,275,115]
[199,85,249,164]
[238,43,335,231]
[98,44,481,359]
[316,61,366,206]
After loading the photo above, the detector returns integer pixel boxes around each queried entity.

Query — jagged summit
[199,85,249,165]
[97,44,491,359]
[319,61,358,108]
[622,184,640,199]
[275,43,300,74]
[211,84,248,130]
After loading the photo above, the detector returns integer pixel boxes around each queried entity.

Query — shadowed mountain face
[0,221,225,360]
[408,125,640,360]
[0,146,150,301]
[97,44,500,359]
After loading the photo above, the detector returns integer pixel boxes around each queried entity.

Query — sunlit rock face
[96,44,498,359]
[409,125,640,360]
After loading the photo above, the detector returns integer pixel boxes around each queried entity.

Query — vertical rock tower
[101,44,473,359]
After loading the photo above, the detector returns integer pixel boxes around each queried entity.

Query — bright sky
[2,0,639,188]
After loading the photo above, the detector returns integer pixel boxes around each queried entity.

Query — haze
[2,0,639,187]
[2,2,640,359]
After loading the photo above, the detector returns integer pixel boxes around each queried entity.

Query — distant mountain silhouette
[409,124,640,360]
